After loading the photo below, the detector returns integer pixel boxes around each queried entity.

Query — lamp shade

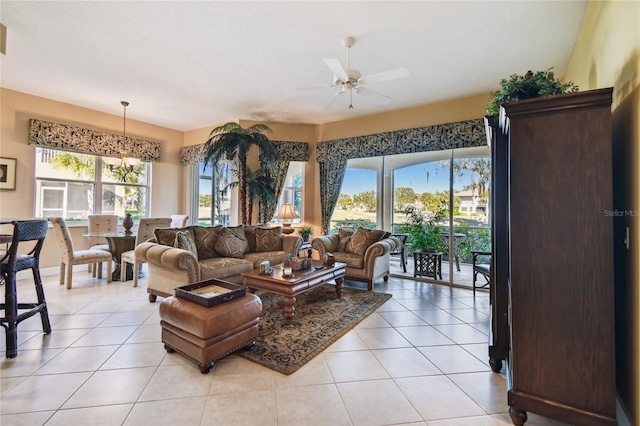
[276,203,300,220]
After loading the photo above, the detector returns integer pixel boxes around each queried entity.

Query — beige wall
[565,0,640,423]
[0,88,185,268]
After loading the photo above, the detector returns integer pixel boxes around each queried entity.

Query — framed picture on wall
[0,157,17,190]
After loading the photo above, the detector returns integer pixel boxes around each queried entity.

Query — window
[330,157,380,232]
[35,148,150,220]
[272,162,304,224]
[193,161,232,226]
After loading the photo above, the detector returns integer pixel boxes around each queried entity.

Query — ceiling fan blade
[323,92,345,110]
[359,67,409,85]
[355,87,392,104]
[323,58,349,81]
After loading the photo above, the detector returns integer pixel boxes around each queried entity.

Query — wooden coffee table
[241,260,346,326]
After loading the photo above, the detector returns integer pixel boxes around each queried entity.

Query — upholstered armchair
[311,227,399,290]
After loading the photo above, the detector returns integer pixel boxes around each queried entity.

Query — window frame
[34,147,150,221]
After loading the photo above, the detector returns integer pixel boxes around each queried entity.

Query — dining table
[82,231,136,281]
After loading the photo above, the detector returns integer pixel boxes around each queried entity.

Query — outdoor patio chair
[472,250,491,296]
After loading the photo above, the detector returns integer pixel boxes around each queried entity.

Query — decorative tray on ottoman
[174,279,247,307]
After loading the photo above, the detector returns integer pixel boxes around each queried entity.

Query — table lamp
[276,203,299,234]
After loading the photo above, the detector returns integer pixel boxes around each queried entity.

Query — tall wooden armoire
[498,88,616,425]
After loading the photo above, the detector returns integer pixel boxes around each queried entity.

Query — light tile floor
[0,270,569,426]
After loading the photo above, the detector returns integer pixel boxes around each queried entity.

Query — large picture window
[35,148,150,221]
[193,161,232,226]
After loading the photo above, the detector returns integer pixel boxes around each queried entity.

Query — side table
[413,251,443,280]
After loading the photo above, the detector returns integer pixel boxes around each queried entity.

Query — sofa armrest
[135,242,200,283]
[311,234,339,258]
[282,235,303,257]
[363,238,394,268]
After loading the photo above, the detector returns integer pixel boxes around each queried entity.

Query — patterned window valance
[180,140,310,166]
[316,118,486,162]
[29,119,162,162]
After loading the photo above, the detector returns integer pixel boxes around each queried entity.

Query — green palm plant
[226,167,276,225]
[203,122,278,225]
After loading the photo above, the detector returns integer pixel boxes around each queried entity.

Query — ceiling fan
[322,36,409,109]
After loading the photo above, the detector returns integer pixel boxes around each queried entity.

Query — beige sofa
[136,225,302,302]
[311,227,399,290]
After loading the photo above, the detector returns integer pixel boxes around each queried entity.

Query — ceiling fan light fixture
[321,35,409,111]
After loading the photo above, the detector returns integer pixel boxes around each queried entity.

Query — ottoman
[159,293,262,373]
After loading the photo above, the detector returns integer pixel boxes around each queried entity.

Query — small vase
[123,213,134,235]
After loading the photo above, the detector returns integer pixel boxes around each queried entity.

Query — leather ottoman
[159,294,262,373]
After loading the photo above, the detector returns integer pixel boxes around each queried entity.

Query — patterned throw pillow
[189,225,220,260]
[338,228,355,252]
[175,230,198,259]
[214,227,248,259]
[227,225,249,253]
[244,226,257,252]
[345,227,386,255]
[154,227,186,246]
[255,227,283,252]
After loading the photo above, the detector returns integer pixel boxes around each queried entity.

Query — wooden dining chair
[87,214,118,277]
[0,220,51,358]
[170,214,189,228]
[49,217,113,288]
[120,217,172,286]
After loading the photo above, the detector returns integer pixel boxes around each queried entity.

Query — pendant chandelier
[104,101,141,172]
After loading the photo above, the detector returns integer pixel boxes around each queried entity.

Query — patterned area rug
[237,284,392,375]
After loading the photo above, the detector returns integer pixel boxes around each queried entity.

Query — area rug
[237,284,392,375]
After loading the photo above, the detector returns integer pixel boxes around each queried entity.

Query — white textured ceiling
[0,1,587,131]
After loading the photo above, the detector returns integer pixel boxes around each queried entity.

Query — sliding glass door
[329,146,490,288]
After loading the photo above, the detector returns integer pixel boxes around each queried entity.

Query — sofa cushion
[345,227,386,255]
[199,257,254,280]
[215,227,248,258]
[189,225,221,260]
[255,227,283,252]
[155,227,191,247]
[333,251,365,269]
[175,230,198,258]
[338,228,354,252]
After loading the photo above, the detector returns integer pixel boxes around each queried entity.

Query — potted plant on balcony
[485,68,579,141]
[403,207,445,253]
[298,225,313,242]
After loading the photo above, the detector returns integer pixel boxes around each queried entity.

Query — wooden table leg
[283,296,296,326]
[335,277,343,299]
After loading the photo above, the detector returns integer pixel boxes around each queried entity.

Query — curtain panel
[316,118,486,234]
[29,119,161,162]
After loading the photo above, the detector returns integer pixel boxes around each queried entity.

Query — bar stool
[0,219,51,358]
